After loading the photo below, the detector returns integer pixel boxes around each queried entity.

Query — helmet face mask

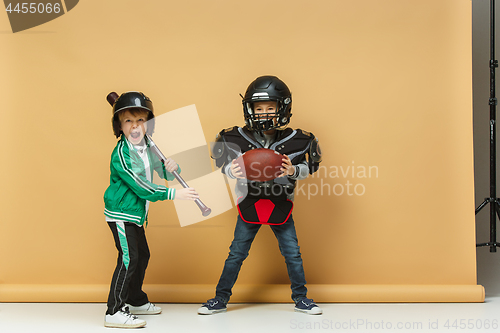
[242,76,292,134]
[245,100,279,133]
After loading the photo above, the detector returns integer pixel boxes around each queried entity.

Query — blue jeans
[215,215,307,303]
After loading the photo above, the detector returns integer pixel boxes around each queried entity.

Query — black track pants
[106,222,150,315]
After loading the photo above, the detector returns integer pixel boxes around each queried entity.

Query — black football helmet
[110,91,155,138]
[242,76,292,133]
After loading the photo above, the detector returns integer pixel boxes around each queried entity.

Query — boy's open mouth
[131,132,141,139]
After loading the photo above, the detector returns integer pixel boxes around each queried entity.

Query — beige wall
[0,0,482,302]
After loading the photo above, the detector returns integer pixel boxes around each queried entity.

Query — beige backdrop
[0,0,483,302]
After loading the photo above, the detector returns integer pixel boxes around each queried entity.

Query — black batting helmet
[109,91,155,138]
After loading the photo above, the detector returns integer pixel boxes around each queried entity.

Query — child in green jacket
[103,91,198,328]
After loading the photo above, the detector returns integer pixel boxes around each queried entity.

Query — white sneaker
[126,302,162,315]
[104,306,147,328]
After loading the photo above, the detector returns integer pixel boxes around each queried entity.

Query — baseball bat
[146,134,211,216]
[107,91,212,217]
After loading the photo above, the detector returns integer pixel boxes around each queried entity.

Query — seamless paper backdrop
[0,0,483,302]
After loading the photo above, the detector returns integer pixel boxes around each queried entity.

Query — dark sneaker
[294,297,322,315]
[197,297,227,315]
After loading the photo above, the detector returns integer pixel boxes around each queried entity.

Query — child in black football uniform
[198,76,323,315]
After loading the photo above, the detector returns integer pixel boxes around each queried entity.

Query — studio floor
[2,297,500,333]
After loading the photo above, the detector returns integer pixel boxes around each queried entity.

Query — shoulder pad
[277,127,294,138]
[211,132,225,159]
[298,129,313,137]
[309,137,322,163]
[224,126,239,134]
[294,129,316,141]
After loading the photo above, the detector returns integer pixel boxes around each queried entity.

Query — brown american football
[234,148,284,181]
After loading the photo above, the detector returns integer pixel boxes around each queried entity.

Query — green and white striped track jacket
[104,135,179,226]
